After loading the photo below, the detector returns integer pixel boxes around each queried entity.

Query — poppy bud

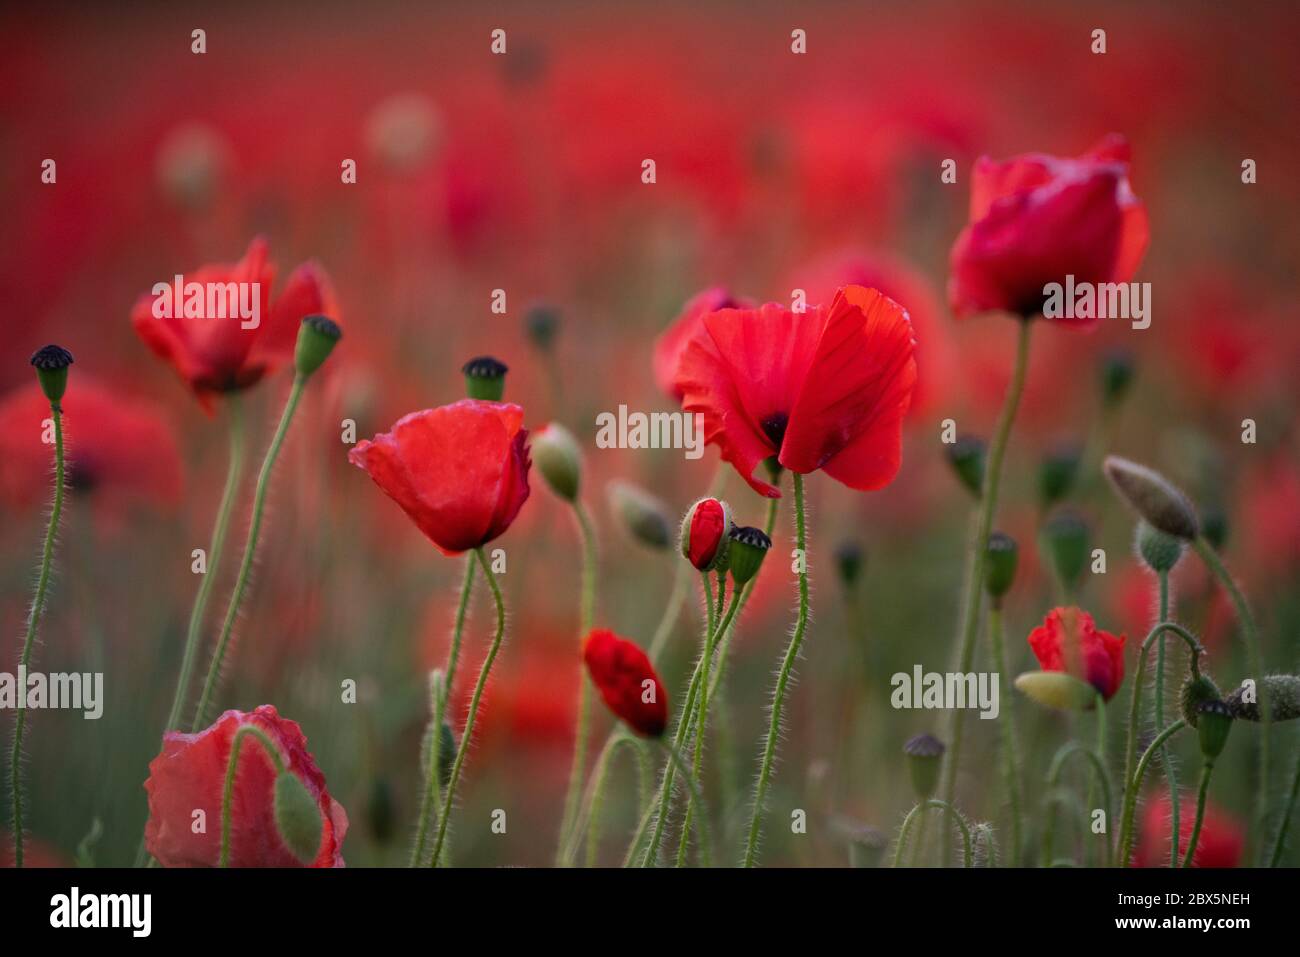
[582,629,668,737]
[1103,455,1199,540]
[1040,509,1090,594]
[902,733,944,799]
[30,344,73,407]
[1199,503,1229,551]
[680,497,733,572]
[1136,520,1184,574]
[946,435,986,497]
[533,422,582,502]
[1196,700,1233,760]
[842,822,886,868]
[1099,349,1135,408]
[294,315,342,379]
[728,525,771,586]
[1015,670,1100,712]
[524,303,560,353]
[834,539,865,589]
[273,770,325,864]
[461,355,508,401]
[1180,671,1220,728]
[1038,442,1082,507]
[607,480,672,550]
[1225,675,1300,723]
[984,532,1018,602]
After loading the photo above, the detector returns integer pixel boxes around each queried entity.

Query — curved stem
[410,555,475,866]
[431,548,506,867]
[1268,752,1300,867]
[893,800,973,868]
[1182,761,1216,867]
[743,470,810,868]
[9,404,64,869]
[647,555,691,663]
[220,724,284,867]
[556,500,598,862]
[1041,742,1114,867]
[192,376,307,730]
[1117,719,1187,866]
[559,732,642,867]
[988,603,1023,865]
[940,317,1032,864]
[651,740,712,867]
[706,495,780,703]
[1155,570,1180,867]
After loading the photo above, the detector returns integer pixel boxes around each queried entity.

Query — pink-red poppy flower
[949,135,1149,321]
[1027,606,1127,702]
[144,705,347,868]
[348,399,531,556]
[1135,792,1244,868]
[582,628,668,737]
[131,237,337,412]
[674,285,917,498]
[653,287,753,400]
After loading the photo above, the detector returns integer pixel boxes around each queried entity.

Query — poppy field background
[2,1,1298,868]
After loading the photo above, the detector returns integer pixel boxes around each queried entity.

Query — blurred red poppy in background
[1027,606,1127,701]
[1135,792,1245,868]
[653,287,752,400]
[582,628,668,737]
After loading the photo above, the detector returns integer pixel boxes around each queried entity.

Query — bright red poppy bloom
[348,399,531,556]
[949,134,1149,321]
[1027,606,1127,701]
[1135,792,1244,868]
[674,284,917,498]
[144,705,348,868]
[582,629,668,737]
[131,237,338,412]
[653,287,752,400]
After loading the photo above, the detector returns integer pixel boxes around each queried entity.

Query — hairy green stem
[1155,570,1180,867]
[556,500,598,862]
[893,800,973,868]
[1182,761,1216,867]
[1118,719,1188,867]
[988,603,1023,864]
[220,724,283,867]
[1268,752,1300,867]
[1041,742,1114,867]
[647,555,691,663]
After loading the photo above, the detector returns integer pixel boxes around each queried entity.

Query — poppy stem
[192,375,307,731]
[743,470,810,868]
[1182,760,1217,867]
[1268,752,1300,866]
[430,547,507,867]
[646,553,691,662]
[8,402,65,869]
[559,731,645,867]
[939,318,1032,864]
[219,724,284,868]
[1154,570,1180,867]
[1041,742,1113,867]
[987,603,1024,865]
[555,501,598,863]
[893,799,973,868]
[1117,719,1188,866]
[1191,536,1269,862]
[410,554,475,866]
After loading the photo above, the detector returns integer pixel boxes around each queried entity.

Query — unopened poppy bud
[1015,670,1100,712]
[1038,442,1082,507]
[294,315,342,378]
[727,525,771,586]
[1100,349,1136,408]
[834,539,865,589]
[461,355,508,401]
[1225,675,1300,723]
[273,771,324,864]
[30,344,73,407]
[680,497,733,572]
[1040,509,1090,594]
[1196,700,1233,760]
[1199,503,1229,551]
[902,733,944,799]
[607,480,672,550]
[533,422,582,502]
[1103,455,1199,540]
[946,435,986,497]
[1136,520,1184,574]
[524,303,560,353]
[984,532,1018,602]
[1180,671,1221,728]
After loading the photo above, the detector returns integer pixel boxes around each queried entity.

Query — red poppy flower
[949,134,1149,321]
[582,629,668,737]
[348,399,531,556]
[1027,606,1127,702]
[144,705,348,868]
[1135,792,1244,868]
[131,237,338,412]
[653,287,752,400]
[674,285,917,498]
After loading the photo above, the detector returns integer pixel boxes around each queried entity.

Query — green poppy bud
[1038,442,1082,507]
[533,422,582,501]
[1199,503,1229,551]
[524,303,560,353]
[902,733,944,799]
[1015,670,1100,712]
[1103,455,1199,540]
[30,344,73,408]
[946,435,986,497]
[1196,700,1233,760]
[727,525,771,587]
[1136,520,1184,574]
[1225,675,1300,723]
[607,480,672,550]
[294,315,342,379]
[834,539,865,590]
[273,771,324,864]
[1180,671,1221,728]
[1099,349,1135,408]
[461,355,508,401]
[984,532,1018,602]
[1040,509,1090,594]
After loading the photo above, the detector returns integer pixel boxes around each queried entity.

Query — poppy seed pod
[1040,509,1090,594]
[727,525,771,586]
[524,303,560,352]
[1015,670,1102,712]
[984,532,1018,602]
[1136,520,1185,574]
[1180,671,1220,728]
[461,355,508,401]
[680,497,733,572]
[274,770,326,864]
[607,480,672,550]
[1103,455,1199,540]
[1038,443,1082,507]
[294,315,342,379]
[1196,700,1233,760]
[946,435,986,497]
[902,733,944,799]
[30,344,73,407]
[532,422,582,502]
[1225,675,1300,723]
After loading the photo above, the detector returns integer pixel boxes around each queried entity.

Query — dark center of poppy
[761,412,788,449]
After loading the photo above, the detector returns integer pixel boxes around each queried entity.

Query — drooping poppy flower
[131,237,338,412]
[949,134,1149,321]
[582,629,668,737]
[144,705,347,868]
[1135,792,1244,868]
[1027,606,1127,702]
[0,378,182,518]
[653,287,752,400]
[348,399,531,556]
[674,284,917,498]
